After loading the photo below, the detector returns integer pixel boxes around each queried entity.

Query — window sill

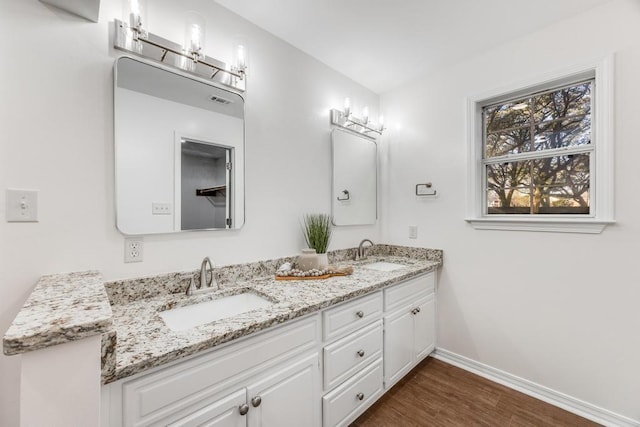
[465,217,615,234]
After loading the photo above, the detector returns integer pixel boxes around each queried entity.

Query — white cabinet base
[383,273,436,390]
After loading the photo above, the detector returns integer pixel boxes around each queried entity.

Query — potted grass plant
[299,213,333,270]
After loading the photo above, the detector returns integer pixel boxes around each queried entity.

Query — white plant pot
[296,249,329,271]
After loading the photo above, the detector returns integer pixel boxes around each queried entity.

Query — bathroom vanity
[4,245,441,427]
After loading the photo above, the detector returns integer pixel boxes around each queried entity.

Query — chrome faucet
[186,257,218,296]
[356,239,374,260]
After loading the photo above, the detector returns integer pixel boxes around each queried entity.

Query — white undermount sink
[362,261,407,272]
[159,292,273,332]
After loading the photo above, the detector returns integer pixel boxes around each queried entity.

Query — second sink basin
[362,261,407,272]
[160,292,273,332]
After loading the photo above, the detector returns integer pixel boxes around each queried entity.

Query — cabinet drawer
[384,273,434,312]
[323,292,382,341]
[322,359,383,427]
[122,316,319,426]
[323,320,382,391]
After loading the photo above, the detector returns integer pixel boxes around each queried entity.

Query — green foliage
[302,213,333,254]
[484,81,592,213]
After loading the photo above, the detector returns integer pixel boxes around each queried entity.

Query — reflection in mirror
[179,138,232,230]
[114,56,244,235]
[331,128,377,226]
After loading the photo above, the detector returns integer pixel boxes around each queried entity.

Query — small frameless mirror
[114,56,245,234]
[331,128,377,225]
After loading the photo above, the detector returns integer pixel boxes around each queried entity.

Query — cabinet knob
[239,404,249,415]
[416,307,421,313]
[356,392,364,401]
[411,308,417,315]
[251,396,262,407]
[357,349,365,357]
[356,310,364,318]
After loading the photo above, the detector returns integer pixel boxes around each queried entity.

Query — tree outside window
[483,80,593,215]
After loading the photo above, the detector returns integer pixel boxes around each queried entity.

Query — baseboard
[433,348,639,427]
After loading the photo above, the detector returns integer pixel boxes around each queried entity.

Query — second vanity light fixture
[115,0,248,91]
[330,98,385,138]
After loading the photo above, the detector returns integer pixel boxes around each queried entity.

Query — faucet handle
[185,277,196,296]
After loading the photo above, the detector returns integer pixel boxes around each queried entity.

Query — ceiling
[215,0,612,94]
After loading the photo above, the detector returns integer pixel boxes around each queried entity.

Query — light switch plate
[408,225,418,239]
[6,189,39,222]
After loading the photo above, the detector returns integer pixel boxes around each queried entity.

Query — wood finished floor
[350,357,600,427]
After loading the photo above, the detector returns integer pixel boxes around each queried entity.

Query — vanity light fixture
[330,99,385,137]
[114,8,247,91]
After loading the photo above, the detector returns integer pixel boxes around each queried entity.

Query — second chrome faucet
[356,239,374,260]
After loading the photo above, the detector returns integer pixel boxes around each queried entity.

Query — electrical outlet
[152,202,172,215]
[124,238,143,263]
[408,225,418,239]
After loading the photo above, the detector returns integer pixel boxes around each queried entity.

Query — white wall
[0,1,380,425]
[381,0,640,421]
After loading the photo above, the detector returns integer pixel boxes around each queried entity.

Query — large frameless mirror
[331,128,377,225]
[114,56,245,234]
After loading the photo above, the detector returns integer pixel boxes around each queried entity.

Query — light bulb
[362,106,369,124]
[379,115,385,131]
[234,44,248,72]
[124,0,147,30]
[184,11,206,61]
[344,97,351,117]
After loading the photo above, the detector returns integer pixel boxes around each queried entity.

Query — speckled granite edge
[101,330,117,383]
[3,271,113,356]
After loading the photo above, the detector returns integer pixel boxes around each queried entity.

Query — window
[466,58,614,233]
[484,80,593,215]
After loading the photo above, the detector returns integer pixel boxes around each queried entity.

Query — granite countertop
[3,245,442,385]
[3,271,113,356]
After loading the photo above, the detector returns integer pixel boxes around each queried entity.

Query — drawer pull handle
[239,404,249,415]
[356,311,364,318]
[357,350,365,357]
[251,396,262,407]
[356,392,364,401]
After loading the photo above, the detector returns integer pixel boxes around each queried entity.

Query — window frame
[465,56,615,233]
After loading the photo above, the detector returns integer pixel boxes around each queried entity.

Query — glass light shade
[362,106,369,124]
[184,11,206,60]
[234,43,249,72]
[123,0,147,30]
[344,97,351,116]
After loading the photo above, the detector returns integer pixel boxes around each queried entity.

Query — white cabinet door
[383,308,414,386]
[413,295,435,361]
[166,389,247,427]
[247,353,320,427]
